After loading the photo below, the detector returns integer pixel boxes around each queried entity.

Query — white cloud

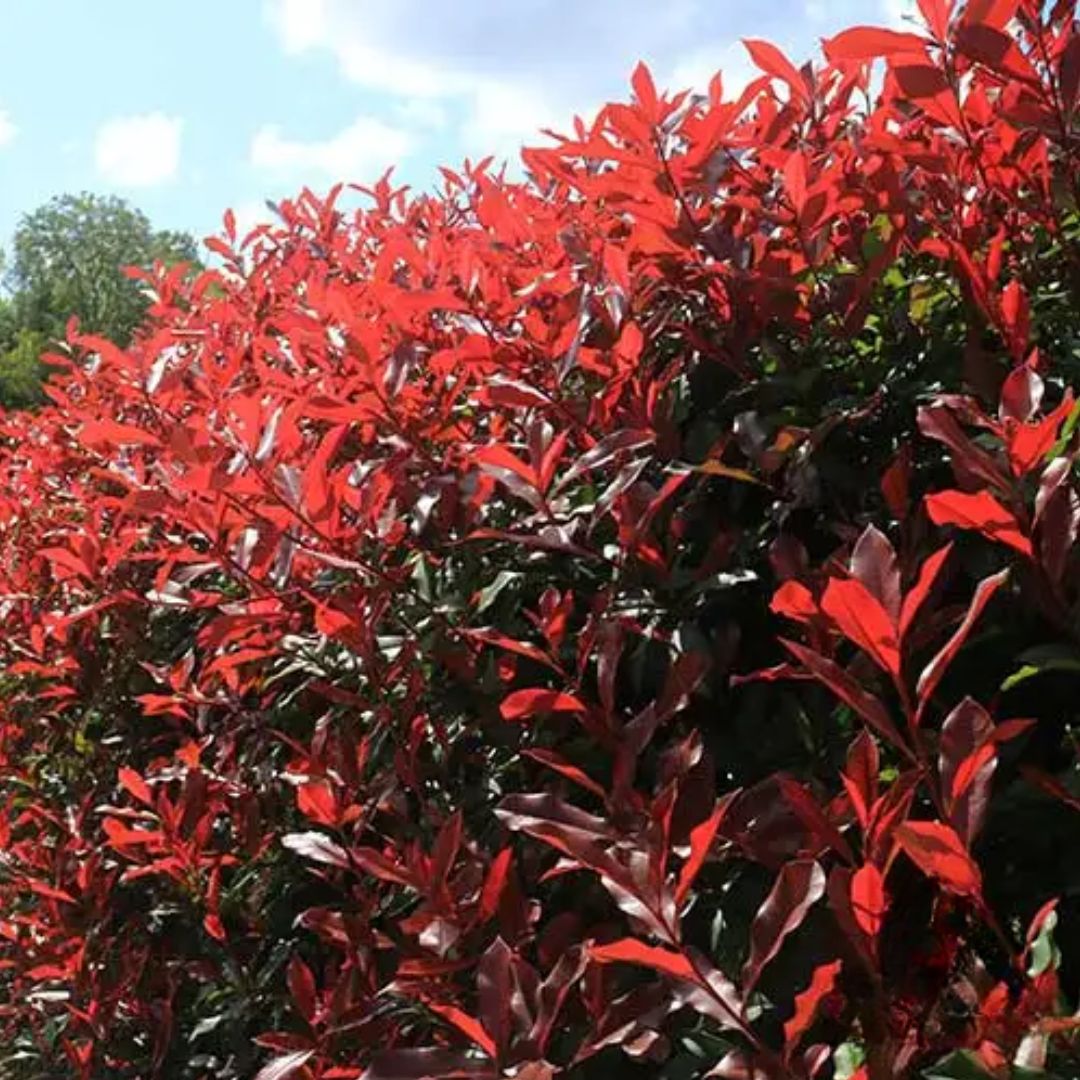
[463,81,574,162]
[272,0,328,54]
[94,113,182,187]
[881,0,920,29]
[668,40,758,99]
[262,0,712,165]
[392,98,449,132]
[261,0,921,173]
[0,110,17,148]
[250,115,413,180]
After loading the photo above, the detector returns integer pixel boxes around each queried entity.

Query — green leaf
[834,1042,866,1080]
[1002,644,1080,691]
[909,279,947,324]
[861,213,893,263]
[1048,400,1080,459]
[1028,909,1061,977]
[922,1050,997,1079]
[474,570,521,613]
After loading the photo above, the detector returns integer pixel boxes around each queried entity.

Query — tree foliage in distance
[0,193,198,408]
[1,3,1080,1079]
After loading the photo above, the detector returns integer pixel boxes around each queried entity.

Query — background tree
[0,192,198,408]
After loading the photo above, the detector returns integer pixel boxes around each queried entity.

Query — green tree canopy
[7,192,198,345]
[0,193,199,408]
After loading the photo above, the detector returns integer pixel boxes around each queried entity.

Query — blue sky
[0,0,913,256]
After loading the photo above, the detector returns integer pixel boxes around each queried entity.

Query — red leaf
[475,447,544,510]
[743,39,809,103]
[479,378,551,410]
[499,689,587,722]
[464,628,559,672]
[925,489,1031,556]
[39,546,94,581]
[867,770,922,865]
[29,881,77,905]
[881,444,912,519]
[892,64,949,98]
[850,525,901,625]
[495,794,623,894]
[1008,409,1068,477]
[894,821,982,898]
[287,955,318,1025]
[474,444,539,485]
[938,700,987,782]
[477,938,513,1059]
[351,847,415,887]
[961,0,1020,29]
[842,731,879,830]
[204,912,226,941]
[770,580,818,623]
[784,960,843,1055]
[778,778,856,864]
[785,152,812,222]
[916,0,952,40]
[631,61,659,122]
[943,706,1034,841]
[1022,765,1080,814]
[118,766,153,807]
[281,831,350,870]
[1025,899,1059,952]
[899,543,952,642]
[431,810,464,890]
[590,938,695,981]
[254,1050,316,1080]
[102,818,161,848]
[554,429,655,491]
[525,748,607,800]
[851,863,887,937]
[1000,362,1044,423]
[824,26,929,61]
[80,419,161,449]
[743,860,826,993]
[304,423,347,524]
[999,280,1031,357]
[951,742,997,803]
[780,639,906,751]
[675,797,732,906]
[917,404,1011,492]
[425,1002,496,1058]
[1062,30,1080,110]
[820,578,901,676]
[916,570,1008,718]
[296,781,339,827]
[314,605,354,639]
[956,23,1038,83]
[479,848,513,922]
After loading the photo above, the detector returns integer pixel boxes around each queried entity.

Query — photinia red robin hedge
[2,2,1080,1077]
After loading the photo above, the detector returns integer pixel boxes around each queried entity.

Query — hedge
[0,3,1079,1078]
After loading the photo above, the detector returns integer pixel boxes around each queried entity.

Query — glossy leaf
[784,960,843,1055]
[743,861,826,992]
[894,821,983,898]
[915,570,1008,719]
[850,863,887,937]
[823,26,929,60]
[925,490,1032,556]
[820,577,901,675]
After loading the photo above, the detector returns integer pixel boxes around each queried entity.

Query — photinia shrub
[1,2,1080,1077]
